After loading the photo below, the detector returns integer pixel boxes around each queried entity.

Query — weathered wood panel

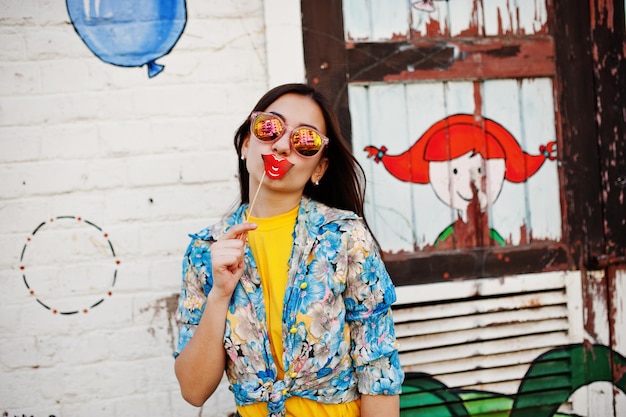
[351,79,560,252]
[301,0,352,139]
[302,1,626,416]
[484,78,561,244]
[346,38,555,83]
[590,0,626,262]
[551,0,603,268]
[343,0,550,40]
[611,266,626,416]
[343,1,555,83]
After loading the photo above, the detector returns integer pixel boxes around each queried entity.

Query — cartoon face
[429,152,506,221]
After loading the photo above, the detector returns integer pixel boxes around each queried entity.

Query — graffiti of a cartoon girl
[364,114,556,248]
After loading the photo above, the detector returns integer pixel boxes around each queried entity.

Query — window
[301,0,625,284]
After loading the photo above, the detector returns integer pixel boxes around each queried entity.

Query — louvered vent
[392,271,582,395]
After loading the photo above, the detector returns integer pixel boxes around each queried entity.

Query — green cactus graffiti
[400,344,626,417]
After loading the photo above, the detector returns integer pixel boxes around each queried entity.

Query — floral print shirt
[175,197,404,417]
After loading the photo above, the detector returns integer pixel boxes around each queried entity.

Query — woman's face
[242,93,329,199]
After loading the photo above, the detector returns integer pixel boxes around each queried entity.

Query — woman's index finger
[223,222,258,240]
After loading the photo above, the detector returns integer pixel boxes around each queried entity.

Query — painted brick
[178,151,239,184]
[38,59,102,95]
[1,209,51,238]
[0,63,40,95]
[0,94,99,126]
[0,336,41,369]
[107,326,174,361]
[40,123,101,159]
[106,392,176,417]
[0,305,23,334]
[0,0,281,414]
[58,361,145,397]
[133,292,179,327]
[205,50,268,83]
[4,0,67,24]
[34,331,113,366]
[126,155,188,187]
[0,126,43,163]
[0,265,31,305]
[100,119,205,156]
[141,219,227,263]
[2,406,62,417]
[24,26,91,60]
[0,368,47,408]
[0,0,38,21]
[0,33,26,61]
[192,0,263,19]
[0,160,84,197]
[149,257,183,291]
[16,293,134,336]
[195,115,254,151]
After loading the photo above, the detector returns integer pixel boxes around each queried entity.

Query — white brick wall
[0,0,303,415]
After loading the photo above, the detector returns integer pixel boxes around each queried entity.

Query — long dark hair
[233,83,368,219]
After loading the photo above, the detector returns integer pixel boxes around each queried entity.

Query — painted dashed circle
[19,216,119,315]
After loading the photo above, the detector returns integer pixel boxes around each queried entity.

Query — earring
[241,154,246,161]
[314,178,320,186]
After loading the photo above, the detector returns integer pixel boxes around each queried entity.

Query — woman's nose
[272,130,292,156]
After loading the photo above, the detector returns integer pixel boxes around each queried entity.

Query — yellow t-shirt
[238,206,360,417]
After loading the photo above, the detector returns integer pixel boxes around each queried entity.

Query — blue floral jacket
[175,197,404,417]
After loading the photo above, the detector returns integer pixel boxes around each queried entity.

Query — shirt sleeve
[343,221,405,395]
[174,237,213,358]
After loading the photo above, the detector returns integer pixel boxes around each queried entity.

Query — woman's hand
[210,223,257,298]
[175,222,257,406]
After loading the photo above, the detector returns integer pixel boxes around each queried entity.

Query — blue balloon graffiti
[66,0,187,78]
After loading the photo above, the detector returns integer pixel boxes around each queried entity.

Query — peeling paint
[472,80,482,118]
[591,0,616,30]
[456,0,482,37]
[376,38,555,83]
[140,293,179,350]
[583,270,609,345]
[424,14,447,37]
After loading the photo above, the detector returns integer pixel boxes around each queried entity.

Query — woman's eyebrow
[268,111,320,131]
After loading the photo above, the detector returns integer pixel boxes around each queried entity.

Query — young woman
[174,83,404,417]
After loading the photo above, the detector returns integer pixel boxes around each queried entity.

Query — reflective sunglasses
[250,112,329,157]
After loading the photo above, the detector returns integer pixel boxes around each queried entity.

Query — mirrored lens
[292,128,323,156]
[253,114,283,141]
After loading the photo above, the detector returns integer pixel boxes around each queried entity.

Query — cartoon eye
[453,168,458,174]
[478,167,482,174]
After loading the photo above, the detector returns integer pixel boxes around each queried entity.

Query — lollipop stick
[247,171,265,222]
[238,171,265,242]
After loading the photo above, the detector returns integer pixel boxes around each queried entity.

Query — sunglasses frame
[250,111,329,158]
